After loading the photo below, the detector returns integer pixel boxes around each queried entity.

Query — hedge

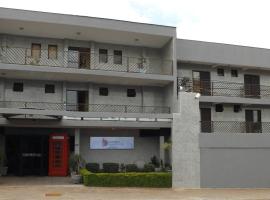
[81,169,172,188]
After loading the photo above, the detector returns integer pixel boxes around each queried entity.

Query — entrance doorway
[192,71,211,95]
[245,110,262,133]
[244,75,260,98]
[200,108,212,133]
[68,47,90,69]
[66,90,89,111]
[6,135,49,176]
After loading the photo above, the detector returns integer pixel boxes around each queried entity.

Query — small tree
[69,154,85,175]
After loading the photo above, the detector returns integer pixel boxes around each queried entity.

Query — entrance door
[192,71,211,95]
[6,135,48,176]
[244,75,260,98]
[66,90,89,111]
[200,108,212,133]
[48,134,69,176]
[68,47,90,69]
[245,110,262,133]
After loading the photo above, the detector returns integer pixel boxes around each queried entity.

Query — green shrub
[82,170,172,188]
[143,163,155,172]
[125,164,139,172]
[86,163,100,173]
[103,163,119,173]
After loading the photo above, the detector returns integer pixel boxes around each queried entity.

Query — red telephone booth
[48,133,69,176]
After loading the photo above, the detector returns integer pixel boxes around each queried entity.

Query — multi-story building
[1,7,270,188]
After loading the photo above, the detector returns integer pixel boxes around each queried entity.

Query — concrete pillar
[159,136,165,164]
[74,129,80,155]
[63,39,69,67]
[172,92,200,188]
[90,42,95,69]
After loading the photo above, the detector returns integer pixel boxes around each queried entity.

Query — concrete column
[90,42,95,69]
[74,129,80,155]
[63,39,69,67]
[159,136,165,164]
[172,92,200,188]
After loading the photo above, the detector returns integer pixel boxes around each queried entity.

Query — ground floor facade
[0,127,170,177]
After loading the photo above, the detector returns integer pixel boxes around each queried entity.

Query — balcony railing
[200,121,270,133]
[0,47,173,75]
[177,77,269,98]
[0,101,170,114]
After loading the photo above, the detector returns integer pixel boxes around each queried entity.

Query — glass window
[99,49,108,63]
[45,84,55,93]
[13,82,23,92]
[127,89,136,97]
[217,68,224,76]
[48,45,58,59]
[31,43,41,59]
[99,87,109,96]
[113,50,122,64]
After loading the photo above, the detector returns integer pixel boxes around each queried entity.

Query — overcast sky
[0,0,269,48]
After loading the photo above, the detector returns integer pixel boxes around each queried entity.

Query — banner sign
[90,137,134,149]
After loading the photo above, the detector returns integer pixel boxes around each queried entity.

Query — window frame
[13,82,24,92]
[45,84,55,94]
[113,50,122,65]
[99,49,108,63]
[99,87,109,96]
[231,69,238,77]
[48,44,58,59]
[217,68,224,76]
[31,43,41,58]
[127,88,136,97]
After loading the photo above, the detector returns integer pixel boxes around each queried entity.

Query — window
[215,104,223,112]
[99,87,109,96]
[217,68,224,76]
[45,84,55,93]
[99,49,108,63]
[127,89,136,97]
[231,69,238,77]
[13,82,23,92]
[233,104,241,113]
[113,50,122,64]
[48,45,58,59]
[31,43,41,59]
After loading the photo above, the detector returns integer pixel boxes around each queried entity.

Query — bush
[86,163,100,173]
[143,164,155,172]
[82,169,172,188]
[103,163,119,173]
[125,164,139,172]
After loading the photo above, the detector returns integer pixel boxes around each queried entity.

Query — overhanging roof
[0,7,176,48]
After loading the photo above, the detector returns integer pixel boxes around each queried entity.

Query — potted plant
[0,153,8,176]
[150,156,161,171]
[69,154,85,184]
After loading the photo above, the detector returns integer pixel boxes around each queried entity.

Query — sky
[0,0,269,48]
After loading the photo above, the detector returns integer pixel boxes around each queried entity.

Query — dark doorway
[200,108,212,133]
[245,110,262,133]
[6,135,49,176]
[244,75,260,98]
[68,47,90,69]
[66,90,89,111]
[192,71,211,96]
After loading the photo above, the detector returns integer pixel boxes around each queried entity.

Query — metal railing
[177,77,270,98]
[200,121,270,133]
[0,101,170,114]
[0,47,173,75]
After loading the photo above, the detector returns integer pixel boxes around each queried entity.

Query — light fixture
[179,86,183,91]
[76,32,81,35]
[19,27,24,30]
[195,93,201,99]
[134,38,139,42]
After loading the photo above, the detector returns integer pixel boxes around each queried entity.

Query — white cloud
[0,0,270,48]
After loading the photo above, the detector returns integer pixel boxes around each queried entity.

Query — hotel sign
[90,137,134,149]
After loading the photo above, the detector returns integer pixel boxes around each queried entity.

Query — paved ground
[1,177,270,200]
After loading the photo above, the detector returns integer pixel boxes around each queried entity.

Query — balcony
[200,121,270,133]
[0,101,170,115]
[0,47,173,76]
[177,77,267,98]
